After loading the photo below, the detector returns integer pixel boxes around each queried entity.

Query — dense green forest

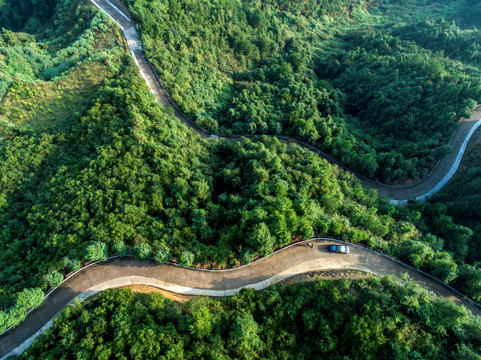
[2,0,481,333]
[392,19,481,66]
[0,0,128,329]
[127,0,481,182]
[409,139,481,302]
[0,0,57,32]
[14,279,481,359]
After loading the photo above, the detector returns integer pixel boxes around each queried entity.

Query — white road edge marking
[103,0,131,22]
[415,119,481,202]
[89,0,123,29]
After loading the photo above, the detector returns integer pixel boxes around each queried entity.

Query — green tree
[45,270,64,288]
[15,288,44,309]
[83,242,109,262]
[131,243,152,260]
[456,264,481,301]
[179,251,195,267]
[62,257,81,273]
[247,223,274,257]
[228,312,264,360]
[189,301,214,339]
[249,8,266,28]
[154,243,171,264]
[241,248,256,265]
[429,252,458,283]
[112,240,127,256]
[432,145,452,161]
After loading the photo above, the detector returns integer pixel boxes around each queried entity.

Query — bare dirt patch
[118,284,196,303]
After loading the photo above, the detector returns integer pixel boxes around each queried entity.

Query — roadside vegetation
[128,0,481,182]
[1,0,481,337]
[410,138,481,302]
[4,57,466,331]
[13,279,481,359]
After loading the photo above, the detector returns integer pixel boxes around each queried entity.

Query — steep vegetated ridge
[413,138,481,302]
[1,0,481,335]
[0,0,124,123]
[375,1,481,302]
[0,0,128,330]
[12,280,481,359]
[128,0,481,182]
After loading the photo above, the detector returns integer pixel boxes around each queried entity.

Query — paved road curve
[1,238,480,359]
[91,0,481,203]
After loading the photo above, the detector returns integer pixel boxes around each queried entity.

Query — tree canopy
[128,0,481,182]
[14,278,481,360]
[2,0,481,335]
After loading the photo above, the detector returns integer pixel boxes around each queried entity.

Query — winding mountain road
[91,0,481,203]
[1,1,481,358]
[1,238,480,359]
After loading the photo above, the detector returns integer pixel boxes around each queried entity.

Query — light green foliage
[247,223,274,257]
[1,63,116,130]
[179,251,195,267]
[62,257,82,273]
[0,0,121,103]
[0,56,474,303]
[131,243,152,260]
[0,287,44,333]
[14,288,44,310]
[188,299,215,339]
[408,139,481,297]
[44,271,64,288]
[228,312,264,359]
[14,278,481,359]
[154,243,171,264]
[83,242,109,262]
[2,0,481,325]
[240,248,255,265]
[129,0,481,182]
[112,240,127,256]
[430,252,458,283]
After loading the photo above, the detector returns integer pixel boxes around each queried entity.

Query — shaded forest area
[0,0,57,32]
[14,279,481,359]
[128,0,481,182]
